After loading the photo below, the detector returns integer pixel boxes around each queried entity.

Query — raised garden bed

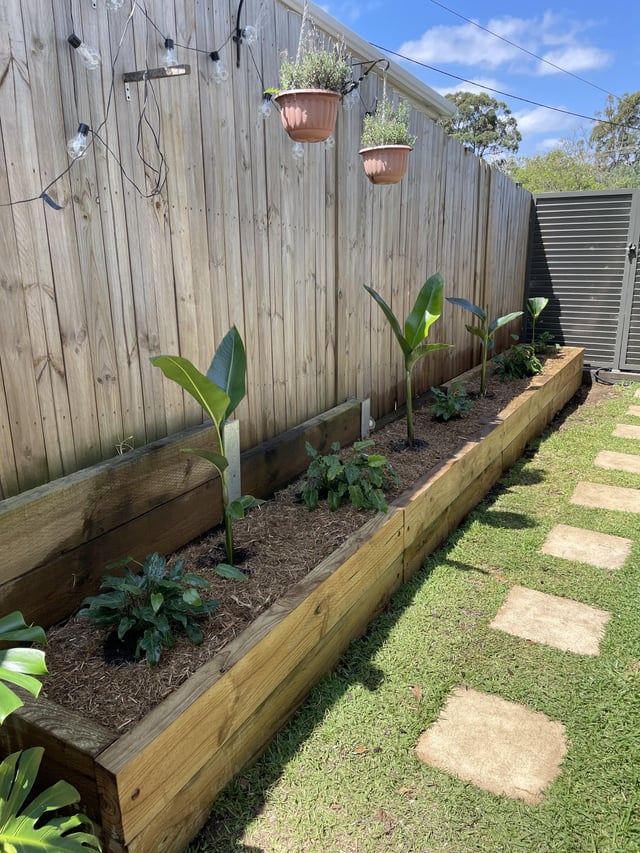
[0,347,583,852]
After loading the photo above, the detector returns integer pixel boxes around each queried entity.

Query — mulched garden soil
[42,368,562,735]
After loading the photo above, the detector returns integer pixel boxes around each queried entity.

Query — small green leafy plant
[361,99,417,148]
[430,384,475,421]
[0,612,102,850]
[365,274,452,447]
[492,337,543,381]
[446,297,523,396]
[151,327,263,575]
[279,39,351,93]
[77,553,218,666]
[301,440,399,513]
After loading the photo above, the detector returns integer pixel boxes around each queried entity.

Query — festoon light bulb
[67,123,91,160]
[163,38,179,68]
[342,86,359,111]
[241,25,258,45]
[209,51,229,83]
[291,141,305,160]
[259,92,273,119]
[104,0,125,10]
[67,33,101,70]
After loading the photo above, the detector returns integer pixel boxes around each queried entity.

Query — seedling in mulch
[493,336,543,381]
[430,384,475,421]
[78,553,219,666]
[301,440,399,512]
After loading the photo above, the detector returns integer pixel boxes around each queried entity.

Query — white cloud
[536,137,563,152]
[538,46,611,74]
[513,106,576,135]
[436,79,505,98]
[398,13,612,78]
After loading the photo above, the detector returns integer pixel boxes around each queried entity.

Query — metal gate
[527,189,640,370]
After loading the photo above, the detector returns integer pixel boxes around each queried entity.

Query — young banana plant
[446,297,523,396]
[151,326,263,576]
[527,296,549,349]
[365,274,452,447]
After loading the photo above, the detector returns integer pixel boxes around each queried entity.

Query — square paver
[571,481,640,514]
[595,450,640,474]
[626,406,640,418]
[541,524,632,570]
[612,424,640,440]
[490,585,610,655]
[415,687,567,804]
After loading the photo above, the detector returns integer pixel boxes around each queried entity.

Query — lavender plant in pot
[360,98,417,184]
[273,20,352,143]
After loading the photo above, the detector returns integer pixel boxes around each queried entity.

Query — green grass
[187,383,640,852]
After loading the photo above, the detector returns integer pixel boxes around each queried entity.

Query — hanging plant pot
[359,145,413,185]
[273,89,341,142]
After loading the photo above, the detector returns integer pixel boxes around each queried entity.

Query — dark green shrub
[78,553,218,665]
[492,339,542,381]
[301,440,399,513]
[430,384,475,421]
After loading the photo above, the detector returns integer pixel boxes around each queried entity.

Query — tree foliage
[439,91,521,159]
[590,91,640,169]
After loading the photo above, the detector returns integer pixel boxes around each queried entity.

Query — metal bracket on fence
[223,419,241,503]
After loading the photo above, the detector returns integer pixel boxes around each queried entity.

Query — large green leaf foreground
[0,747,101,851]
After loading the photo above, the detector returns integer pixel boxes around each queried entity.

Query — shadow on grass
[188,428,549,851]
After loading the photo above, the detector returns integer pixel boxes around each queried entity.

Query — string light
[163,38,178,68]
[209,51,229,83]
[67,33,101,70]
[292,141,305,160]
[66,123,91,159]
[105,0,125,10]
[324,135,335,150]
[259,91,273,118]
[342,86,359,111]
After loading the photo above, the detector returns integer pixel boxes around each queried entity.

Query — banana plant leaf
[150,355,230,430]
[207,325,247,421]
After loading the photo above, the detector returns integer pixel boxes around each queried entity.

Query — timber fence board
[0,0,532,498]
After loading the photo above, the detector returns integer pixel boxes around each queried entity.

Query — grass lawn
[188,382,640,852]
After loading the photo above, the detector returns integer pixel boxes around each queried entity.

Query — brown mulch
[42,367,570,735]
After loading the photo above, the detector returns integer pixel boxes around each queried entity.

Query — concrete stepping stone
[415,687,567,804]
[612,424,640,440]
[595,450,640,474]
[626,406,640,417]
[635,390,640,398]
[490,585,610,655]
[541,524,631,570]
[571,481,640,514]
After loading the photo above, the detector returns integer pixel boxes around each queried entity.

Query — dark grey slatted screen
[624,261,640,369]
[528,192,633,368]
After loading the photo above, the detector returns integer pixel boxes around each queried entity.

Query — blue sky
[321,0,638,157]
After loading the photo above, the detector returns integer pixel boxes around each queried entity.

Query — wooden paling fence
[0,0,532,498]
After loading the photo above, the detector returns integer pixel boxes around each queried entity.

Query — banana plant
[365,274,452,448]
[446,297,523,396]
[151,327,263,576]
[0,612,103,850]
[527,296,549,349]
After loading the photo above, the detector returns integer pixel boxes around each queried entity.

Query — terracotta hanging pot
[273,89,341,143]
[359,145,413,185]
